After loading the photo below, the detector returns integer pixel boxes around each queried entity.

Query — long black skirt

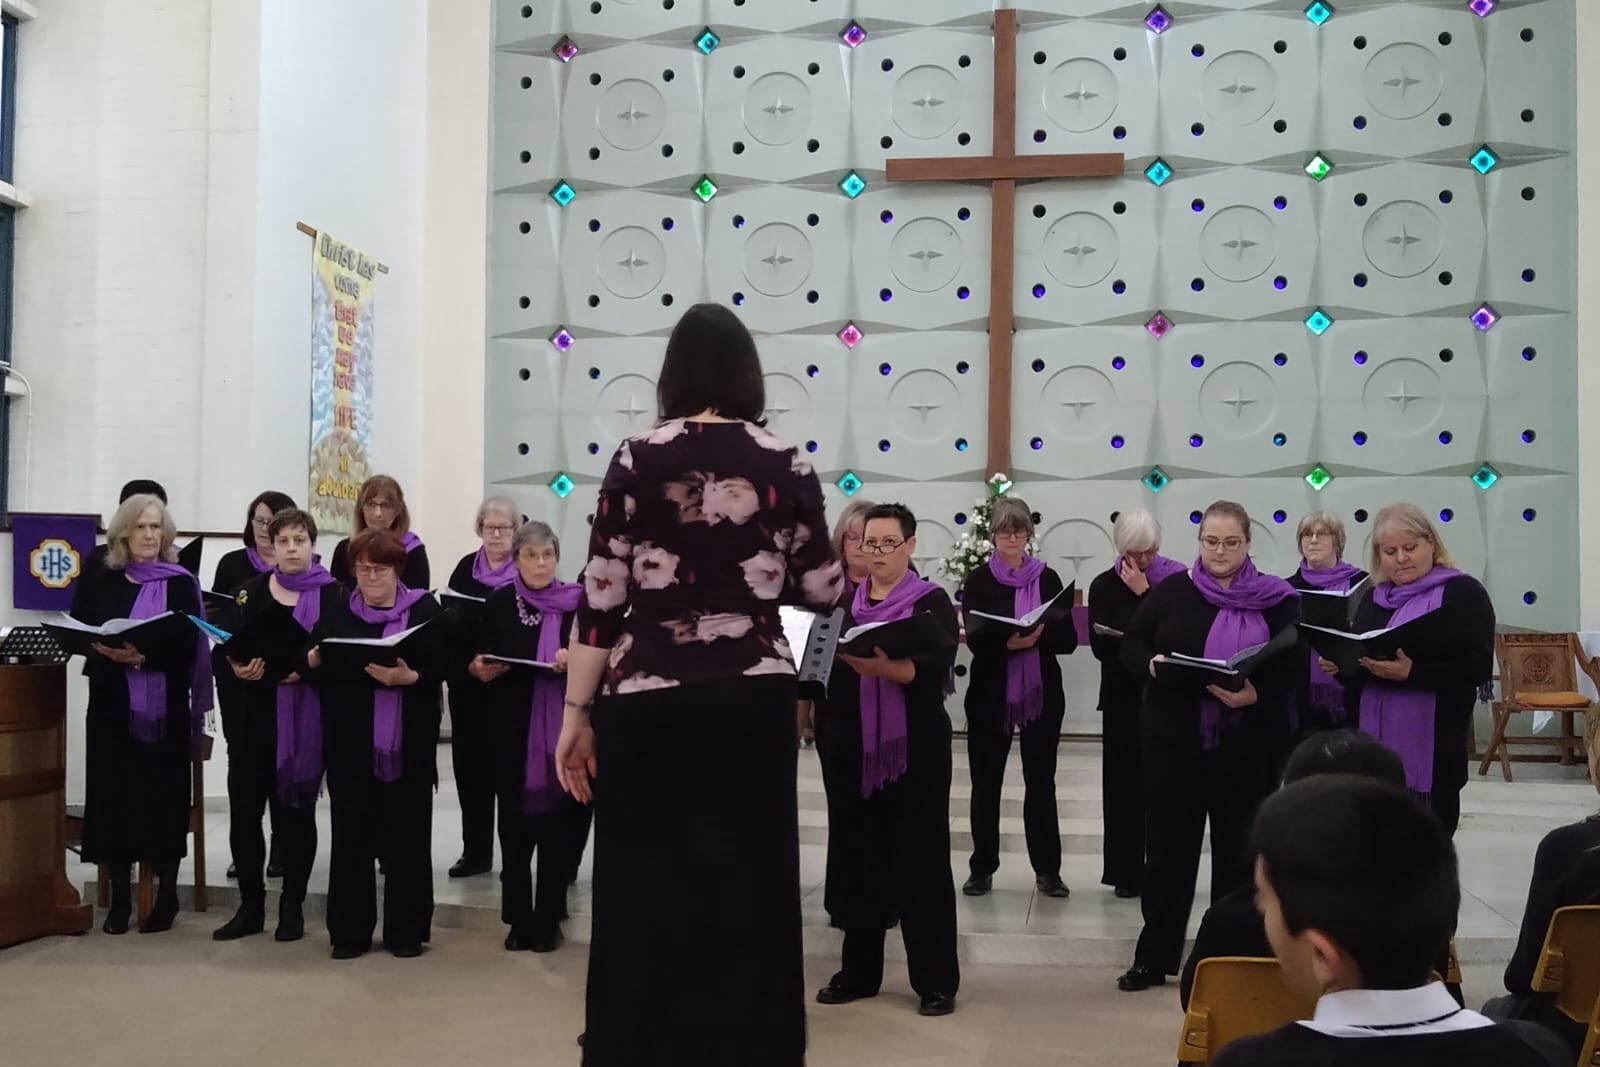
[583,675,805,1067]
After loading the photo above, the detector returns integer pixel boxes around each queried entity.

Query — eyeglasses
[481,524,515,536]
[352,564,394,578]
[994,528,1029,540]
[1300,530,1333,541]
[860,539,906,555]
[251,518,272,528]
[1200,537,1245,552]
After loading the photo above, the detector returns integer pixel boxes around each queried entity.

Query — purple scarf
[1299,559,1365,724]
[851,571,943,797]
[125,561,214,752]
[1359,567,1462,796]
[274,561,336,807]
[515,575,583,814]
[348,585,429,782]
[245,546,273,574]
[1190,559,1298,750]
[470,546,517,589]
[400,530,423,553]
[1114,553,1188,588]
[988,553,1047,732]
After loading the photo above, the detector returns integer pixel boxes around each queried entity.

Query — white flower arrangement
[937,473,1037,585]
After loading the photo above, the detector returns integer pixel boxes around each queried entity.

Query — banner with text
[12,513,98,611]
[307,230,379,536]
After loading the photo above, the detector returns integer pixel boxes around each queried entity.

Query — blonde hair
[1297,509,1348,559]
[1113,508,1162,555]
[1369,503,1455,574]
[831,499,876,561]
[104,493,178,569]
[989,496,1036,539]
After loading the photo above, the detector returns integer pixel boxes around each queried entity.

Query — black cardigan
[959,563,1076,723]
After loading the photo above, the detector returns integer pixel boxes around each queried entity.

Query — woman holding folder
[959,496,1076,900]
[71,493,212,935]
[472,520,585,952]
[212,507,339,943]
[306,528,444,958]
[1327,503,1494,837]
[1287,510,1367,739]
[1116,501,1298,993]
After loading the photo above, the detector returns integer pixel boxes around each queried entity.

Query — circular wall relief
[1362,43,1443,120]
[1199,361,1276,436]
[761,372,812,431]
[596,226,666,298]
[1200,205,1278,283]
[1362,200,1443,278]
[908,519,957,578]
[596,373,659,443]
[742,72,812,146]
[597,79,667,151]
[1037,518,1114,582]
[1044,58,1119,132]
[1043,212,1119,288]
[1041,365,1117,439]
[1360,357,1442,435]
[741,222,814,297]
[893,64,962,139]
[889,217,963,293]
[1201,50,1278,126]
[887,369,962,443]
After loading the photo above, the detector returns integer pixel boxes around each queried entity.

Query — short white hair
[1112,508,1162,556]
[474,495,521,534]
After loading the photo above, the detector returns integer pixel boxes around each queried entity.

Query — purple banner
[12,514,98,611]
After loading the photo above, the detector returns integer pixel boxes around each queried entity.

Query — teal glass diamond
[1304,1,1334,25]
[1142,466,1170,493]
[549,180,576,207]
[549,473,575,499]
[1304,464,1333,491]
[1470,145,1499,174]
[1304,153,1333,181]
[1471,463,1500,490]
[1304,308,1333,335]
[1144,158,1173,186]
[837,471,863,496]
[694,28,721,55]
[838,171,866,198]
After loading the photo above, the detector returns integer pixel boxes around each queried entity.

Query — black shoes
[504,930,534,951]
[213,899,265,941]
[918,993,956,1017]
[961,874,992,896]
[530,928,564,954]
[1117,965,1167,992]
[389,943,423,959]
[1035,874,1071,899]
[815,982,879,1006]
[331,943,368,960]
[139,898,179,934]
[448,856,492,879]
[102,901,131,936]
[225,862,238,880]
[1114,886,1141,899]
[266,860,284,879]
[275,899,305,942]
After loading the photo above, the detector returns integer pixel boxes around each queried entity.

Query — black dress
[211,547,280,877]
[329,537,430,590]
[960,563,1076,882]
[1285,566,1369,741]
[1121,572,1298,976]
[817,590,961,1000]
[477,585,589,941]
[1087,566,1156,893]
[442,552,502,868]
[71,566,202,865]
[1341,574,1494,837]
[308,593,445,953]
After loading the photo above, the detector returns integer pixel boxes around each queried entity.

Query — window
[0,14,14,182]
[0,13,17,516]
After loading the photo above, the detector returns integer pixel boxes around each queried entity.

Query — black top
[441,551,506,685]
[822,589,960,722]
[1212,1020,1570,1067]
[445,551,501,601]
[212,546,270,596]
[476,584,576,798]
[960,563,1076,720]
[1505,815,1600,995]
[1180,883,1271,1009]
[70,564,204,738]
[1087,566,1160,712]
[329,537,431,591]
[222,572,344,706]
[1120,572,1299,747]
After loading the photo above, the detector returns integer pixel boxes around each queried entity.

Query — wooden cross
[886,9,1125,477]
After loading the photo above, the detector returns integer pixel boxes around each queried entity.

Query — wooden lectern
[0,664,93,946]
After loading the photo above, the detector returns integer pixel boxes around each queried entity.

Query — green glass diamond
[1304,464,1333,491]
[1142,466,1170,493]
[837,471,863,496]
[694,28,721,55]
[1304,153,1333,181]
[838,171,866,199]
[1471,463,1500,490]
[549,473,575,499]
[549,180,577,207]
[692,176,719,202]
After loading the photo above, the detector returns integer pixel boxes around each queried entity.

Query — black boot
[139,863,180,933]
[266,836,284,879]
[103,863,132,935]
[275,898,305,942]
[213,896,265,941]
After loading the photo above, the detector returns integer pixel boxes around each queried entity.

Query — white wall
[1579,3,1600,629]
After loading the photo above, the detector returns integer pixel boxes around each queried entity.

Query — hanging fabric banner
[11,513,98,610]
[307,229,378,536]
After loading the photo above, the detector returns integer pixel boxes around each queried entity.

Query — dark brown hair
[655,303,766,424]
[347,528,407,571]
[243,491,297,545]
[267,507,318,544]
[1201,500,1252,542]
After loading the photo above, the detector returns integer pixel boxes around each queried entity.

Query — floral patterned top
[577,418,845,696]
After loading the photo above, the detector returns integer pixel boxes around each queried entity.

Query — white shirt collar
[1300,984,1493,1039]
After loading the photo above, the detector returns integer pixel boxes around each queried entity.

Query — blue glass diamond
[1144,158,1173,186]
[1470,145,1499,174]
[1471,463,1500,490]
[549,181,576,207]
[1142,466,1170,493]
[694,28,721,55]
[1304,308,1333,335]
[837,471,863,496]
[1304,1,1334,25]
[549,473,575,499]
[838,171,866,199]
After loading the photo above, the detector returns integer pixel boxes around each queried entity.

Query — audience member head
[656,303,766,425]
[354,475,412,537]
[1253,776,1457,999]
[1370,502,1454,587]
[1296,510,1347,571]
[1197,500,1252,582]
[475,495,521,564]
[512,520,560,590]
[119,479,167,505]
[267,508,318,576]
[832,499,876,588]
[106,493,177,569]
[347,528,408,606]
[1113,508,1163,573]
[990,497,1036,568]
[243,491,297,554]
[1282,729,1407,788]
[861,503,917,592]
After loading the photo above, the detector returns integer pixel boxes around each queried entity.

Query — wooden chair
[1530,905,1600,1033]
[95,747,209,919]
[1479,633,1591,781]
[1581,992,1600,1067]
[1176,957,1317,1064]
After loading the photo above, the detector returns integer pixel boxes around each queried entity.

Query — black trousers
[497,792,586,938]
[226,729,316,903]
[966,701,1063,879]
[1100,695,1145,891]
[325,770,434,951]
[1134,737,1263,975]
[450,683,496,863]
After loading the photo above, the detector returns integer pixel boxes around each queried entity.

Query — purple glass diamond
[837,322,863,349]
[840,21,867,48]
[1470,304,1499,332]
[549,327,575,351]
[553,36,579,63]
[1145,312,1173,339]
[1145,5,1173,33]
[1468,0,1496,16]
